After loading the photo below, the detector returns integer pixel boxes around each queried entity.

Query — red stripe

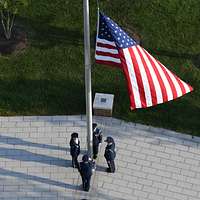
[157,61,178,99]
[188,84,193,92]
[163,66,186,95]
[129,47,147,108]
[136,46,158,106]
[97,42,117,49]
[95,51,120,59]
[170,73,186,95]
[118,49,136,109]
[143,50,169,103]
[95,60,121,68]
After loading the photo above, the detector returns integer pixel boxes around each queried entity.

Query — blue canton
[98,12,137,48]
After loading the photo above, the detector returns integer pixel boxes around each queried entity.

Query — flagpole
[83,0,93,157]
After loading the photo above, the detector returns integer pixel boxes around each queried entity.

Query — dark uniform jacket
[104,142,116,161]
[93,128,103,146]
[79,161,93,178]
[70,138,80,157]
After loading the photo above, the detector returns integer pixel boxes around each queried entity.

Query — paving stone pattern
[0,115,199,200]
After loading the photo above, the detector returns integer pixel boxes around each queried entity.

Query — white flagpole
[83,0,93,157]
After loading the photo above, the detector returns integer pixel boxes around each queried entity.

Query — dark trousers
[93,145,99,159]
[71,156,78,168]
[107,160,115,173]
[82,176,91,191]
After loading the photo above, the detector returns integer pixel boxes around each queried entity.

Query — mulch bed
[0,28,27,55]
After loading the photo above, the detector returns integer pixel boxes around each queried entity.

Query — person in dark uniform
[104,136,116,173]
[92,123,103,159]
[69,132,80,168]
[78,154,93,192]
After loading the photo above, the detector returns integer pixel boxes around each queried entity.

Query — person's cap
[71,132,78,138]
[104,136,114,143]
[92,123,97,130]
[82,154,89,162]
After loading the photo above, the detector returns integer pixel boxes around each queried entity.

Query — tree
[0,0,28,40]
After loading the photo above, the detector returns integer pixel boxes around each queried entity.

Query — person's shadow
[95,164,107,173]
[0,134,67,151]
[0,167,79,190]
[0,146,71,167]
[0,134,86,154]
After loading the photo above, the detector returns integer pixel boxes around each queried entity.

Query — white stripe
[160,63,183,97]
[96,46,119,54]
[97,38,116,47]
[95,55,121,63]
[137,46,163,104]
[180,79,191,93]
[132,46,152,107]
[144,49,173,101]
[123,48,142,108]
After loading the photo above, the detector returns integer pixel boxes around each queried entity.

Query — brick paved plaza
[0,115,199,200]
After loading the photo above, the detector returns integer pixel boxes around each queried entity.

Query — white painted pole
[83,0,93,157]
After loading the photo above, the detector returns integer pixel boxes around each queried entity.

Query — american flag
[95,12,193,110]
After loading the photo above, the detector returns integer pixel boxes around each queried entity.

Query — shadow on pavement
[0,135,86,155]
[0,135,67,151]
[0,167,78,190]
[0,147,71,167]
[95,164,107,173]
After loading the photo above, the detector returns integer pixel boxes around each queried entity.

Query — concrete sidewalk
[0,115,199,200]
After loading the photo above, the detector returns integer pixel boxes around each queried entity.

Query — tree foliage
[0,0,29,40]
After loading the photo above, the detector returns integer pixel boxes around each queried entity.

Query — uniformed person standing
[104,136,116,173]
[69,132,80,168]
[78,154,93,192]
[92,123,103,159]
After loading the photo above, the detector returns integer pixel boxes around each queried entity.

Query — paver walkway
[0,115,199,200]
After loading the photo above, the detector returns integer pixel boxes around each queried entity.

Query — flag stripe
[95,51,120,59]
[134,46,154,107]
[158,62,182,98]
[143,49,168,103]
[96,60,121,67]
[160,63,191,96]
[132,46,154,107]
[97,42,117,49]
[95,55,121,63]
[138,46,164,104]
[96,38,116,47]
[136,46,158,106]
[128,47,147,107]
[180,79,193,93]
[119,49,136,109]
[144,49,174,101]
[96,46,119,54]
[174,76,186,95]
[95,36,121,66]
[122,48,142,108]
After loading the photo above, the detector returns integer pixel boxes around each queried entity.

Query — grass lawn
[0,0,199,136]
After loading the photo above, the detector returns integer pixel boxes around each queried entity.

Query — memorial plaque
[93,93,114,117]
